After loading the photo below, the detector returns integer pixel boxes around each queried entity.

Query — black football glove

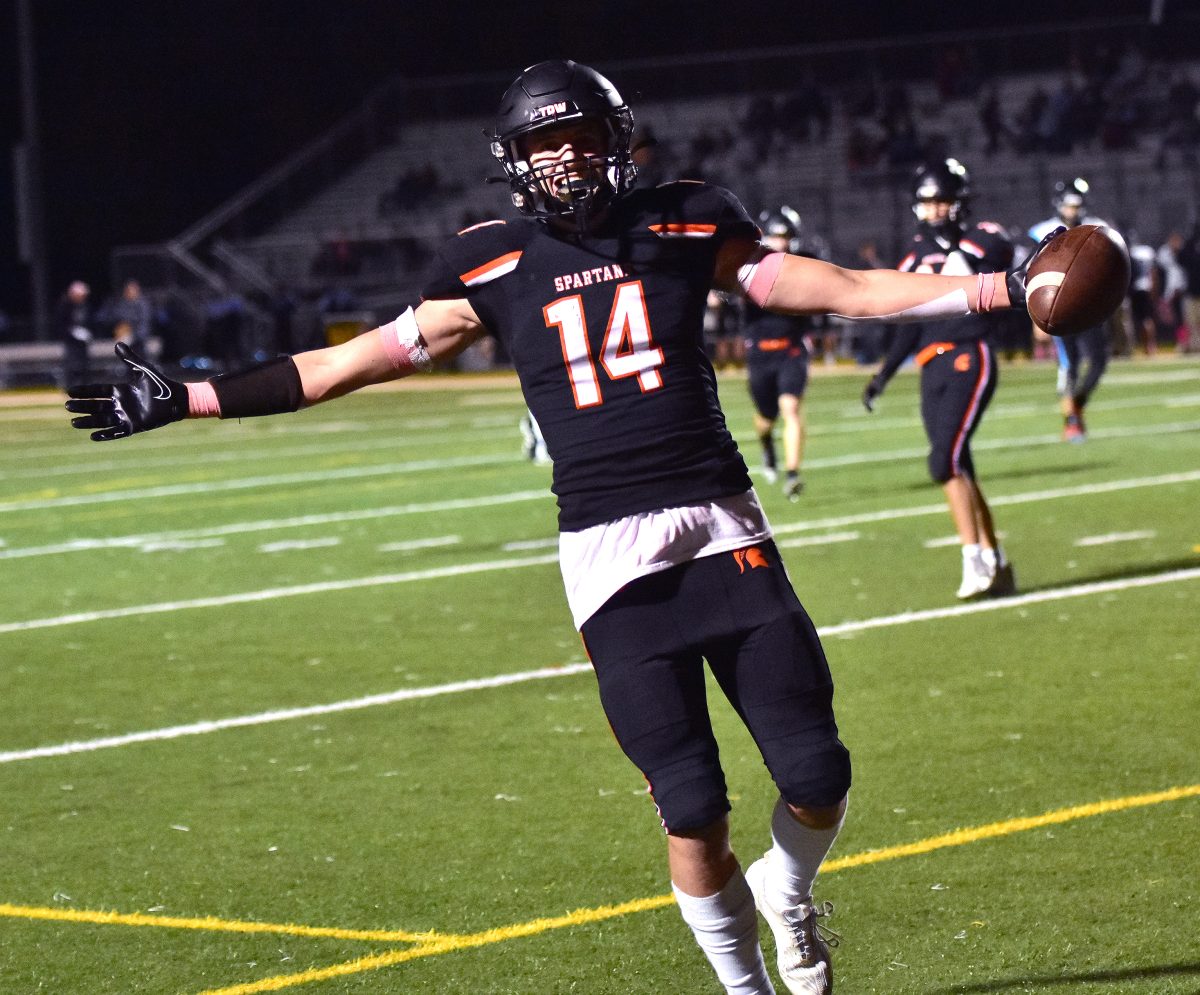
[65,341,189,441]
[1006,225,1066,310]
[862,374,885,413]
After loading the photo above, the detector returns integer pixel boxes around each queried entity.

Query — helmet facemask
[491,61,636,231]
[493,109,635,230]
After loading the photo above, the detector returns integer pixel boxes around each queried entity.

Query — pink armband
[973,272,1003,313]
[379,306,433,375]
[736,248,786,307]
[186,381,221,418]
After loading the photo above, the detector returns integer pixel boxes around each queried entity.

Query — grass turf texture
[1,356,1198,993]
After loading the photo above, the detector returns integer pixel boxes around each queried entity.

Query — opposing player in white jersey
[1029,177,1113,441]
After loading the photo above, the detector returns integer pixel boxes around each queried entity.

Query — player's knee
[777,740,852,809]
[928,449,954,483]
[652,767,731,833]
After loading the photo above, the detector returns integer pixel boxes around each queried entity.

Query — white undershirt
[558,489,773,629]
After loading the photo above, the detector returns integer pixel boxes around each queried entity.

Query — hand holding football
[1024,224,1130,336]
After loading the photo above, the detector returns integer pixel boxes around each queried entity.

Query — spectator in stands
[1155,71,1200,169]
[270,285,298,356]
[317,286,361,315]
[1014,86,1048,152]
[1178,221,1200,353]
[111,279,153,353]
[845,122,882,172]
[203,293,248,371]
[741,94,777,160]
[55,280,93,387]
[978,84,1012,154]
[778,75,831,144]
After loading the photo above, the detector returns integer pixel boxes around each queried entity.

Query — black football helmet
[491,60,636,229]
[758,205,802,242]
[911,158,971,243]
[1053,177,1089,225]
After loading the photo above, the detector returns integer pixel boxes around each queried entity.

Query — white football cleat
[745,856,837,994]
[956,558,992,600]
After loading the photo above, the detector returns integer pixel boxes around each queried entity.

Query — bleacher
[76,19,1197,368]
[219,61,1199,312]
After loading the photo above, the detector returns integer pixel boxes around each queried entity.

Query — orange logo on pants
[733,546,769,573]
[954,352,972,372]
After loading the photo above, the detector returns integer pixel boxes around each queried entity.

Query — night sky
[0,0,1172,323]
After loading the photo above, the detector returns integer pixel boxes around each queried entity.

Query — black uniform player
[863,159,1017,601]
[744,207,814,500]
[66,63,1044,995]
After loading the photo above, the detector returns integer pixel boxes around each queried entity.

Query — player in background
[743,207,815,500]
[862,159,1017,601]
[519,408,551,464]
[66,62,1043,995]
[1028,178,1112,441]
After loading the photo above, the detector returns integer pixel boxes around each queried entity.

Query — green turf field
[1,356,1197,994]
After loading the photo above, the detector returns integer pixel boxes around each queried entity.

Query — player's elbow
[818,266,874,318]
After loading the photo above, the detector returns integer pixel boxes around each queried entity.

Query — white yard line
[2,565,1197,766]
[777,531,860,548]
[3,470,1199,629]
[0,664,596,764]
[818,567,1200,638]
[376,536,461,553]
[0,491,548,560]
[1074,531,1158,547]
[258,537,342,553]
[0,453,524,513]
[0,553,562,635]
[771,469,1200,535]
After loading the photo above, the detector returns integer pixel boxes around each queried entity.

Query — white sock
[980,545,1004,570]
[766,797,845,911]
[673,871,776,995]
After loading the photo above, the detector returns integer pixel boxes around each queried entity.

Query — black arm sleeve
[209,356,305,418]
[876,325,921,386]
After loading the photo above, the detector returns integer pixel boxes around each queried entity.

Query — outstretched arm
[292,298,483,404]
[66,298,485,441]
[714,239,1013,321]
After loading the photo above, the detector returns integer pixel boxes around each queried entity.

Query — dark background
[0,0,1178,324]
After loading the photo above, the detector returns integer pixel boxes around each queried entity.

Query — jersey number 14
[543,280,665,409]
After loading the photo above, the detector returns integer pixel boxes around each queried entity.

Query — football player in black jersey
[66,63,1042,995]
[744,207,815,500]
[862,159,1017,601]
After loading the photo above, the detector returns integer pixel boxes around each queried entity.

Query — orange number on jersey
[544,281,664,409]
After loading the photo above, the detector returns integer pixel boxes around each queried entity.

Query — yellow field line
[191,896,679,995]
[821,782,1200,873]
[0,904,438,944]
[2,784,1196,995]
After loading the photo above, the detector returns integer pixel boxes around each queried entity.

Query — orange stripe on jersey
[647,223,717,238]
[898,252,916,272]
[460,250,522,287]
[959,238,985,258]
[457,219,506,236]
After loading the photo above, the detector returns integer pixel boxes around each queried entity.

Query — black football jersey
[741,300,813,359]
[420,181,759,531]
[878,221,1015,382]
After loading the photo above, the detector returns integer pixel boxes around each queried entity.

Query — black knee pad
[927,447,954,484]
[652,764,731,833]
[776,739,852,809]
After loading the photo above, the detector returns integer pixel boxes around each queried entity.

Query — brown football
[1025,224,1130,336]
